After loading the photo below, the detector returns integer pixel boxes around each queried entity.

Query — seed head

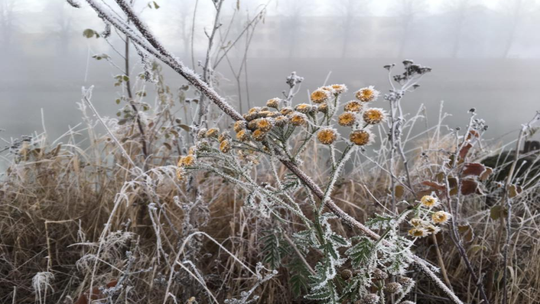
[317,128,338,145]
[398,276,414,287]
[197,128,207,139]
[256,118,274,132]
[318,103,328,113]
[385,282,403,294]
[280,107,294,116]
[274,115,289,127]
[362,293,380,304]
[341,269,353,280]
[295,103,313,114]
[372,268,389,280]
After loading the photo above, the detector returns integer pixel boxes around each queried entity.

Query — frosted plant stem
[81,3,465,303]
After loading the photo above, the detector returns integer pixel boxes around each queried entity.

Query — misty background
[1,0,540,152]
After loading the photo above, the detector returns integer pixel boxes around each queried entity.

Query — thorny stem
[80,2,464,303]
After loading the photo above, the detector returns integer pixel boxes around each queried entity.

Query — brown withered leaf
[463,163,486,176]
[461,179,483,195]
[395,185,404,199]
[479,167,493,181]
[458,224,475,243]
[422,181,446,191]
[508,184,522,198]
[459,143,473,159]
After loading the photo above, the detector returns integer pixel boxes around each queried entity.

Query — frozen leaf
[458,224,474,243]
[463,163,485,176]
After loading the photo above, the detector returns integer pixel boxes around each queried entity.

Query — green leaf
[82,29,99,38]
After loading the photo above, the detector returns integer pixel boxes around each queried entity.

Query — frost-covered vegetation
[1,1,540,304]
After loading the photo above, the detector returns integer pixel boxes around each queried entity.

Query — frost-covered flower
[373,268,389,280]
[197,128,207,139]
[205,128,219,138]
[408,227,428,237]
[234,121,246,132]
[409,218,426,227]
[248,107,261,114]
[338,112,356,126]
[362,293,380,304]
[425,224,441,234]
[421,195,439,208]
[290,112,307,126]
[295,103,313,114]
[398,276,414,287]
[218,133,229,143]
[179,155,196,167]
[274,115,289,127]
[356,86,379,102]
[385,282,403,294]
[341,269,353,280]
[236,129,249,141]
[350,129,374,146]
[266,98,280,108]
[317,128,338,145]
[330,84,348,94]
[432,211,451,224]
[310,88,331,104]
[344,100,363,113]
[252,129,266,141]
[363,108,387,124]
[176,167,186,181]
[219,140,231,153]
[256,118,274,132]
[280,107,294,116]
[318,103,328,113]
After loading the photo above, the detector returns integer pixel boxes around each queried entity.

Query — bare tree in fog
[0,0,17,53]
[443,0,477,58]
[279,0,308,58]
[175,0,192,58]
[498,0,538,58]
[391,0,427,58]
[333,0,370,58]
[49,2,75,54]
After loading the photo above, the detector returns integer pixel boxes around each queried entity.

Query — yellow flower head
[218,133,229,143]
[432,211,451,224]
[408,227,428,238]
[236,129,249,141]
[252,129,267,141]
[266,98,280,108]
[248,107,261,114]
[274,115,289,127]
[205,128,219,138]
[290,113,307,126]
[350,129,374,146]
[317,128,338,145]
[197,128,207,139]
[338,112,357,127]
[409,218,425,227]
[363,108,387,125]
[344,100,363,113]
[256,118,274,132]
[330,84,348,94]
[318,103,328,113]
[219,140,231,153]
[188,146,196,155]
[421,195,439,208]
[355,86,379,102]
[311,89,331,104]
[295,103,313,114]
[280,107,294,116]
[234,121,246,132]
[176,167,186,181]
[179,155,196,167]
[425,224,441,234]
[243,112,258,121]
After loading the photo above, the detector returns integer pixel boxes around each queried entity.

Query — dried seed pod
[350,129,374,146]
[219,140,231,153]
[266,98,280,108]
[205,128,219,138]
[341,269,353,280]
[236,129,249,141]
[344,100,363,113]
[280,107,294,116]
[252,129,267,141]
[385,282,403,294]
[234,121,246,132]
[289,112,307,126]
